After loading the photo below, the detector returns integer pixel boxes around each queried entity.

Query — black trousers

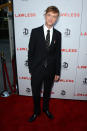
[31,65,55,114]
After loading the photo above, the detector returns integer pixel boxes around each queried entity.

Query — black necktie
[46,30,50,47]
[43,30,50,68]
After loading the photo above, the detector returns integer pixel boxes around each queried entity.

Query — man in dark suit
[28,6,61,122]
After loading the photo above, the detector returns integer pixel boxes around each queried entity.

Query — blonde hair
[44,6,60,17]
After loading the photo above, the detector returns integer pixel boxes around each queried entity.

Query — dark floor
[0,39,13,94]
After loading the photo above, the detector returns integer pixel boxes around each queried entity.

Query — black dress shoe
[28,113,40,122]
[43,109,54,119]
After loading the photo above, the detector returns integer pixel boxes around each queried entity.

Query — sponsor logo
[15,13,36,18]
[61,49,77,52]
[60,12,80,17]
[81,32,87,36]
[59,79,74,83]
[17,48,28,51]
[77,66,87,69]
[64,28,71,37]
[61,90,66,95]
[26,88,31,93]
[83,78,87,85]
[19,76,31,80]
[63,62,68,68]
[74,93,87,96]
[23,28,29,36]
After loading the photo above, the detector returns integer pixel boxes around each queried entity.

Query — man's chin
[48,23,53,26]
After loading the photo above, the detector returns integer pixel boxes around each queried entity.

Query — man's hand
[54,75,60,81]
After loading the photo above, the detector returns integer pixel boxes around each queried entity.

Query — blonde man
[28,6,61,122]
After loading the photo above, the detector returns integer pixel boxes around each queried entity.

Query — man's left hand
[54,75,60,81]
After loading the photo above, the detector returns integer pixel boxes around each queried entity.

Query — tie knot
[47,30,50,33]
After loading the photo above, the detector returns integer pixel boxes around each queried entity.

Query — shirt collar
[43,23,53,32]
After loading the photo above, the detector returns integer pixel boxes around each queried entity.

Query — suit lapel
[40,24,56,46]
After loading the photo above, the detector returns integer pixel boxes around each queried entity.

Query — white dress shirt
[43,24,53,44]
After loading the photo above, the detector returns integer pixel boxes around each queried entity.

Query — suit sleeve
[55,32,62,76]
[28,29,35,74]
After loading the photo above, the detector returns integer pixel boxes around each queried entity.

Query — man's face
[45,11,58,26]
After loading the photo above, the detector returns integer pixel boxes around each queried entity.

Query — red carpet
[0,94,87,131]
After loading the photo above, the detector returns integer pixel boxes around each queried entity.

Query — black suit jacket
[28,24,61,76]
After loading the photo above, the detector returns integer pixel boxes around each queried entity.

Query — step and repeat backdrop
[13,0,87,100]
